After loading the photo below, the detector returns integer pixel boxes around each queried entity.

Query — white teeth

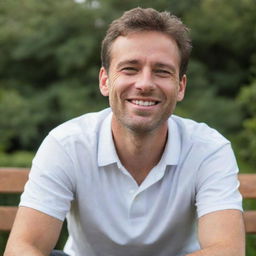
[132,100,156,106]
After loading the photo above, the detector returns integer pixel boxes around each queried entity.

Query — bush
[0,151,34,167]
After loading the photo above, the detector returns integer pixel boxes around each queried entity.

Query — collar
[98,112,120,167]
[97,113,181,167]
[160,117,181,166]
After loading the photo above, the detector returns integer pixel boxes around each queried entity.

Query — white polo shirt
[20,108,242,256]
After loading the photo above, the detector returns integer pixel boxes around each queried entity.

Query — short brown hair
[101,7,192,79]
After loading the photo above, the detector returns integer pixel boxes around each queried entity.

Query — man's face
[99,31,186,134]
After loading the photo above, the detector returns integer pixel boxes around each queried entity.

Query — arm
[4,206,63,256]
[186,209,245,256]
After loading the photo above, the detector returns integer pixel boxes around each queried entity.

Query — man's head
[101,7,192,80]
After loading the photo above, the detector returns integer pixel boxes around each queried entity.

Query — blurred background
[0,0,255,254]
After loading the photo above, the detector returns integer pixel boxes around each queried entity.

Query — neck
[111,118,168,185]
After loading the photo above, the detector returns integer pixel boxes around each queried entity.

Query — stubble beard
[110,91,178,136]
[113,107,173,136]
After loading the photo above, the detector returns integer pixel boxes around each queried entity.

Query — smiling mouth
[129,100,159,106]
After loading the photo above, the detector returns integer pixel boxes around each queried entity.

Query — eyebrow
[116,60,140,69]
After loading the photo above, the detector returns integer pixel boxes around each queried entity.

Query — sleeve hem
[19,202,66,221]
[197,205,243,218]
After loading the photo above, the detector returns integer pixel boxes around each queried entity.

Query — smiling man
[99,30,186,185]
[4,7,245,256]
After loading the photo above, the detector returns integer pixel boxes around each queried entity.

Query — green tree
[0,0,255,151]
[238,79,256,165]
[0,0,107,151]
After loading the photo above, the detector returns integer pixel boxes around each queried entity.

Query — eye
[121,67,138,75]
[155,69,172,77]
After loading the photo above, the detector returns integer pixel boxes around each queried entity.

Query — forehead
[109,31,181,69]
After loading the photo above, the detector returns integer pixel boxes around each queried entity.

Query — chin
[124,120,165,134]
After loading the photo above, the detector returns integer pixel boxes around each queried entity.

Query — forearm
[4,242,47,256]
[4,207,62,256]
[191,210,245,256]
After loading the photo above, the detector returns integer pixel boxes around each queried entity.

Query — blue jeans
[50,250,69,256]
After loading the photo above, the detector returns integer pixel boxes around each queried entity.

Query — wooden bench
[0,168,29,231]
[0,168,256,233]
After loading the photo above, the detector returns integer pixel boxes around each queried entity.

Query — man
[4,7,245,256]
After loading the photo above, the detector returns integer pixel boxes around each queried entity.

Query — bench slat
[244,211,256,234]
[0,168,29,193]
[238,174,256,199]
[0,206,18,231]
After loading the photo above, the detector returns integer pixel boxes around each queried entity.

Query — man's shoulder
[170,115,230,147]
[49,108,111,143]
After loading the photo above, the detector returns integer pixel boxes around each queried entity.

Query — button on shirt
[20,108,243,256]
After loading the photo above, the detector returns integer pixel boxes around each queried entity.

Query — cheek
[109,79,130,98]
[108,85,122,105]
[159,82,179,98]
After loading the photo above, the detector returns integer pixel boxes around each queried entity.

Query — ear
[177,74,187,102]
[99,67,109,96]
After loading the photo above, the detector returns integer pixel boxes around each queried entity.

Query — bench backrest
[0,168,256,233]
[0,168,29,231]
[237,174,256,233]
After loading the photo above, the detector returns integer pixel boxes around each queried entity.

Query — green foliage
[247,234,256,256]
[237,80,256,165]
[0,0,255,152]
[0,89,38,150]
[0,232,9,256]
[0,0,108,151]
[177,59,243,134]
[0,151,34,167]
[185,0,256,96]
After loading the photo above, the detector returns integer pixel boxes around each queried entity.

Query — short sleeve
[195,143,243,218]
[20,135,75,221]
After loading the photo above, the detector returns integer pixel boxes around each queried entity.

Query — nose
[134,69,155,92]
